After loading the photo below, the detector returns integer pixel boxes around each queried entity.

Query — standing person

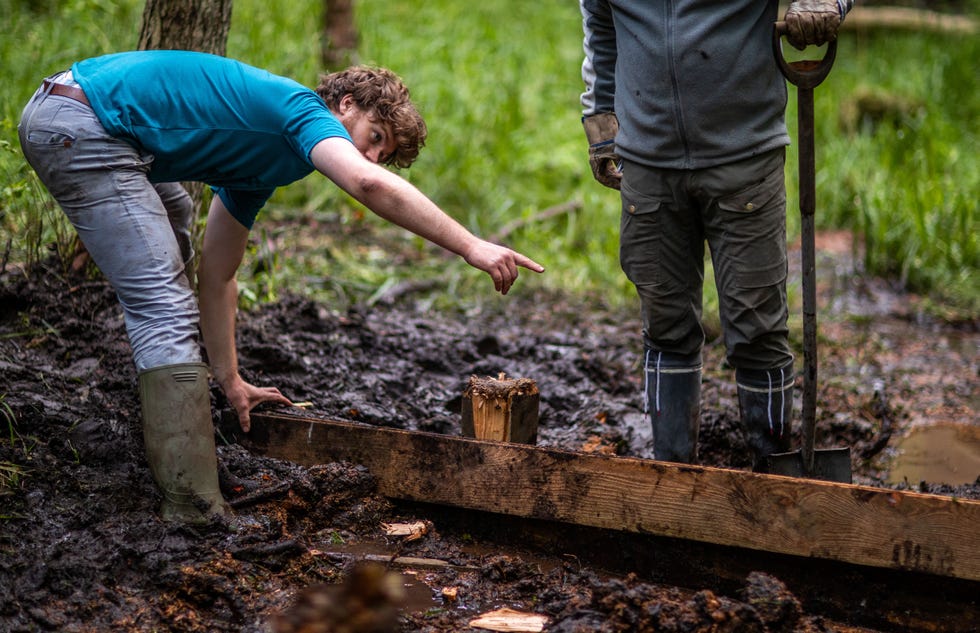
[18,51,544,522]
[579,1,850,467]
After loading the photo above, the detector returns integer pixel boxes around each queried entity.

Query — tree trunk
[322,0,358,70]
[137,0,234,286]
[138,0,233,55]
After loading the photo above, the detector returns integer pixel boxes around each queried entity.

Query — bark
[322,0,358,70]
[138,0,233,54]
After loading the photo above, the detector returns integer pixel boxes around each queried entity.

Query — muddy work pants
[620,147,793,370]
[18,72,201,372]
[620,149,794,462]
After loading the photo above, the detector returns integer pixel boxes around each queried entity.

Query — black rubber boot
[139,362,231,522]
[736,361,795,472]
[644,350,702,464]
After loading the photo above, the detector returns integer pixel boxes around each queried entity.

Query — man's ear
[337,93,355,115]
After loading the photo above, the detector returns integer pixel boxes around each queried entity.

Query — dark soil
[0,230,977,632]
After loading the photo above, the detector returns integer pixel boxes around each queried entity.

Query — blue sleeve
[212,186,275,229]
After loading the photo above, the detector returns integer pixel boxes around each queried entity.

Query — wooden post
[460,374,539,444]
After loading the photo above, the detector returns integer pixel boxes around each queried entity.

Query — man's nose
[364,148,381,163]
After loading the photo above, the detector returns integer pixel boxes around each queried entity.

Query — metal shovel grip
[772,21,838,89]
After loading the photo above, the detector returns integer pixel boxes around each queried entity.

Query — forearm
[197,266,241,386]
[197,196,250,389]
[355,171,479,258]
[311,137,543,295]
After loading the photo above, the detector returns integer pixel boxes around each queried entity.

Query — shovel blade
[766,448,853,483]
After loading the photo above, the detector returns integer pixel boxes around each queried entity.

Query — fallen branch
[229,538,305,562]
[366,278,442,307]
[227,480,292,509]
[842,6,977,35]
[489,200,582,244]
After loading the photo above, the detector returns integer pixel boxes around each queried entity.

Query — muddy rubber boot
[645,350,702,464]
[736,361,795,472]
[138,362,231,523]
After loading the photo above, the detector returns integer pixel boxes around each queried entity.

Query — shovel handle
[772,21,838,89]
[773,21,837,475]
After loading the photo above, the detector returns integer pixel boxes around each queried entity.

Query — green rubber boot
[138,362,231,522]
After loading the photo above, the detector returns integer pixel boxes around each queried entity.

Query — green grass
[0,394,29,510]
[1,0,977,315]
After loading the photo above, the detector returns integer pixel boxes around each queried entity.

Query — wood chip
[468,607,549,632]
[381,520,428,541]
[440,586,458,601]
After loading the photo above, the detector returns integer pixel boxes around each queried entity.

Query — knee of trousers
[635,289,705,357]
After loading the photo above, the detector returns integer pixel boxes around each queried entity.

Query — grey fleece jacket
[581,0,833,170]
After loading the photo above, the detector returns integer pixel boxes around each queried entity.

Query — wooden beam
[225,412,980,582]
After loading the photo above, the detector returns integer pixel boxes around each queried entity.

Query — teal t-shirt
[72,50,353,228]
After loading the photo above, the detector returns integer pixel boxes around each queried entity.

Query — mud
[0,231,977,631]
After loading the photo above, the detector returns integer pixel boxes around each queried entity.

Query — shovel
[766,23,852,483]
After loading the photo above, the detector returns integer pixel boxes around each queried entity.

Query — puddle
[396,570,441,614]
[887,423,980,486]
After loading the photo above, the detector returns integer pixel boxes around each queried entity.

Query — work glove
[582,112,622,190]
[784,0,848,50]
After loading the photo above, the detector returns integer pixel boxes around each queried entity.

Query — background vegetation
[1,0,977,317]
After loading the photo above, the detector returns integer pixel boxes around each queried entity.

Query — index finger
[515,253,545,273]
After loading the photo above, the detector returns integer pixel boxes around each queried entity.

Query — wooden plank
[226,412,980,582]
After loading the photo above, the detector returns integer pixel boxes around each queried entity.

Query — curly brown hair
[315,66,427,169]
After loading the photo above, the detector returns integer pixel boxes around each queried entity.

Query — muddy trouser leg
[18,84,228,520]
[737,362,795,471]
[153,182,196,287]
[18,86,201,371]
[697,148,795,470]
[619,160,707,464]
[644,349,702,463]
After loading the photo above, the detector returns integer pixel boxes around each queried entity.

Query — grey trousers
[18,77,201,371]
[619,148,793,370]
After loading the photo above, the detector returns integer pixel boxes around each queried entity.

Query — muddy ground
[0,229,977,633]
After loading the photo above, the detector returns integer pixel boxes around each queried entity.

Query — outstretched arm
[311,137,544,294]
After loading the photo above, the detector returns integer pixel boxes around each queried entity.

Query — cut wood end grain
[464,374,540,399]
[461,374,540,444]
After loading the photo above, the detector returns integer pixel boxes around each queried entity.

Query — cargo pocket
[619,181,666,287]
[715,165,788,290]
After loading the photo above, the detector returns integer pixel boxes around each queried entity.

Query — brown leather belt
[42,80,90,107]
